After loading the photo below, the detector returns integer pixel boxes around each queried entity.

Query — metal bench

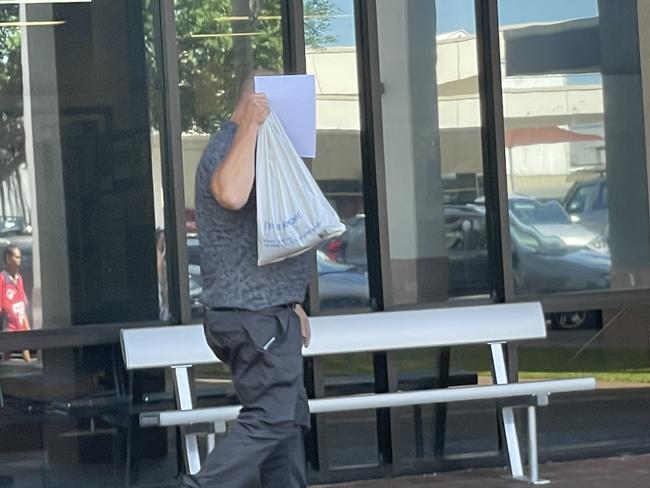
[120,302,596,484]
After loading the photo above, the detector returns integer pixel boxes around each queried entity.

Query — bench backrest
[120,302,544,370]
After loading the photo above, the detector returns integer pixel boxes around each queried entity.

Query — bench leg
[526,405,549,485]
[172,366,203,476]
[502,407,525,479]
[206,421,227,454]
[491,344,552,484]
[490,343,525,480]
[181,430,202,475]
[206,433,215,454]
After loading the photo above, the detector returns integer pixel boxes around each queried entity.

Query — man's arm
[210,93,269,210]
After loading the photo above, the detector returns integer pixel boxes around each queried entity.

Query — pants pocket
[203,311,245,364]
[240,314,281,352]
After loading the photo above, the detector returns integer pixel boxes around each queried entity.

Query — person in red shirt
[1,245,31,363]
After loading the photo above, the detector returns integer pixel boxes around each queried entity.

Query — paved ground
[317,454,650,487]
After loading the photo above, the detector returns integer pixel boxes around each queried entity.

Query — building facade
[1,0,650,486]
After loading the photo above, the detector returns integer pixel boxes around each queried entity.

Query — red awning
[505,126,603,149]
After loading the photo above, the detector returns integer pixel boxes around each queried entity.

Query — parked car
[188,263,203,318]
[186,235,201,267]
[316,250,369,309]
[508,212,610,294]
[320,214,367,270]
[462,209,608,329]
[320,205,610,300]
[444,205,490,296]
[475,194,600,249]
[563,176,608,235]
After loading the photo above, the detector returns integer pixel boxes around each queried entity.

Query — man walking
[182,74,313,488]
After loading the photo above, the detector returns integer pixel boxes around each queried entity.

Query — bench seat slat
[142,377,595,427]
[121,302,545,370]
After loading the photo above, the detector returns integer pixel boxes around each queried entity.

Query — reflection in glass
[301,0,374,473]
[377,0,489,306]
[498,0,650,295]
[0,3,34,336]
[303,0,370,311]
[0,345,173,487]
[0,0,165,327]
[499,1,650,416]
[0,0,173,467]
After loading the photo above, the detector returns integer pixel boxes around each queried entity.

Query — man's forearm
[210,122,258,210]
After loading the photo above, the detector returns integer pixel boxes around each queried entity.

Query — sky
[324,0,599,47]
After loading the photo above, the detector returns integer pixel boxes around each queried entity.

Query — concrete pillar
[598,0,650,288]
[376,0,447,305]
[637,0,650,287]
[20,4,71,328]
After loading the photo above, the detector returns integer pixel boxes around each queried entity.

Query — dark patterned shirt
[195,120,312,310]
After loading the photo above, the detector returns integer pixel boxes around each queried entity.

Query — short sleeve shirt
[195,121,312,310]
[1,271,28,331]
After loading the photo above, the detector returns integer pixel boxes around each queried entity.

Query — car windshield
[510,213,567,254]
[0,216,28,236]
[510,199,571,225]
[565,183,597,213]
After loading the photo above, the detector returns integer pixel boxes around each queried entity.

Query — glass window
[393,347,498,468]
[176,0,285,319]
[376,0,491,306]
[301,0,374,473]
[498,0,650,296]
[501,0,650,460]
[317,353,379,470]
[303,0,370,312]
[0,2,171,483]
[0,0,167,331]
[0,344,174,487]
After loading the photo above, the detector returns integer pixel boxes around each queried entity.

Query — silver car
[475,194,601,249]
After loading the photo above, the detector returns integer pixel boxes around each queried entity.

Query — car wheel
[550,311,597,330]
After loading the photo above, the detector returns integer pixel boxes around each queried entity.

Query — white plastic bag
[256,110,345,266]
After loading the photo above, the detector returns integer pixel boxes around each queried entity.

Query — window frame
[6,0,650,359]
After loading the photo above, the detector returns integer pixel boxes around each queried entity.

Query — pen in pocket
[262,337,276,350]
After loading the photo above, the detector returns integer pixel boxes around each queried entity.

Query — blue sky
[325,0,599,46]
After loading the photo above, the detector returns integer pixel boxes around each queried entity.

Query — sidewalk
[318,453,650,487]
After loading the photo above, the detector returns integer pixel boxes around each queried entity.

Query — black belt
[206,306,246,312]
[206,303,296,313]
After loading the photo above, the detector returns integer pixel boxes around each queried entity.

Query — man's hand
[241,92,270,128]
[293,304,311,348]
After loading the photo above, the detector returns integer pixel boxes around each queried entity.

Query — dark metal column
[474,0,511,306]
[354,0,389,312]
[156,0,190,323]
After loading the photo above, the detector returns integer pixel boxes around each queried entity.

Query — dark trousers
[182,306,310,488]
